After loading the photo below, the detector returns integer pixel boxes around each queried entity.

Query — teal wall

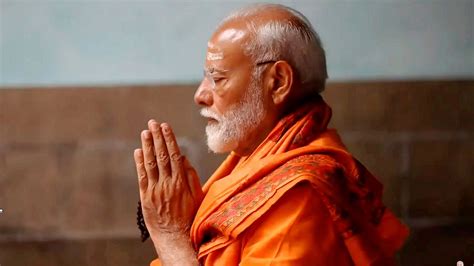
[1,0,472,87]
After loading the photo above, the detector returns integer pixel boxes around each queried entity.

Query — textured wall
[0,80,473,265]
[1,0,473,86]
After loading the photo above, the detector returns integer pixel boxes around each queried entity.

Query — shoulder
[205,154,344,238]
[262,153,343,186]
[276,154,341,177]
[233,154,341,216]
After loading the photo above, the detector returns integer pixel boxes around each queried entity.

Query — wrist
[151,231,198,266]
[151,229,190,245]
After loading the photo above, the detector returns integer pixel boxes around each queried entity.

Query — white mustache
[200,108,221,122]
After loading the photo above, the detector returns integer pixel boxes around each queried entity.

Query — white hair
[219,3,328,94]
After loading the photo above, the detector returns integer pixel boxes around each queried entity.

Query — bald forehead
[209,19,249,48]
[205,7,299,64]
[206,20,251,67]
[208,7,302,48]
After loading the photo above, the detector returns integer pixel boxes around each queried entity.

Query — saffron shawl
[190,95,409,265]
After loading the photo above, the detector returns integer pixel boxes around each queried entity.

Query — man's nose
[194,79,213,107]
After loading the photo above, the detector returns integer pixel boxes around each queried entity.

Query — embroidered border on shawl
[202,154,387,241]
[204,154,335,232]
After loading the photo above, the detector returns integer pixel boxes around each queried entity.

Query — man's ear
[268,60,294,105]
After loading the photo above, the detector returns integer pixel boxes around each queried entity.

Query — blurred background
[0,0,472,265]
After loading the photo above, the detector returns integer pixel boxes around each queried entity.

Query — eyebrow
[204,66,229,75]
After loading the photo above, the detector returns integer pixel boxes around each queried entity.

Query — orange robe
[151,96,409,266]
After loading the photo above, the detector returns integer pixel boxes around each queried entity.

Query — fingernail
[142,130,151,139]
[134,149,142,157]
[161,123,170,134]
[150,122,159,131]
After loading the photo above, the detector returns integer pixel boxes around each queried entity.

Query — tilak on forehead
[207,52,224,61]
[206,28,248,61]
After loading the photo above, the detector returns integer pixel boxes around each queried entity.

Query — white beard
[200,75,266,154]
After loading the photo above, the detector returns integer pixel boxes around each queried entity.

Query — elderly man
[133,4,409,266]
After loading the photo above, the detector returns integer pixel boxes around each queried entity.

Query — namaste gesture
[133,119,202,265]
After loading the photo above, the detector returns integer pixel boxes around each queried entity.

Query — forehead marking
[207,52,224,61]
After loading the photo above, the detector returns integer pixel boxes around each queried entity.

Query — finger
[183,156,202,200]
[141,130,159,186]
[160,123,185,180]
[148,120,171,181]
[133,148,147,201]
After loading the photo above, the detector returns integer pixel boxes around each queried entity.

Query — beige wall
[1,81,473,265]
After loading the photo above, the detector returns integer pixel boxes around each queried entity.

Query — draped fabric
[151,95,409,266]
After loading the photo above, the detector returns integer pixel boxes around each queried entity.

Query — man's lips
[207,118,218,124]
[200,109,220,124]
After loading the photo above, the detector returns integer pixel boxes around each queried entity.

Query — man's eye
[213,77,224,83]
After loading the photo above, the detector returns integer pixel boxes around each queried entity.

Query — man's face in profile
[195,25,268,154]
